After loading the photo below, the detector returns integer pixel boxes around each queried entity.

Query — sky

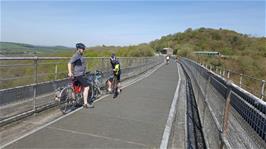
[1,0,265,47]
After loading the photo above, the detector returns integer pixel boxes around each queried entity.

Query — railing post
[144,58,146,71]
[222,70,225,77]
[261,80,265,100]
[227,71,230,79]
[219,80,233,149]
[142,58,145,73]
[33,57,38,113]
[54,64,58,80]
[195,64,200,103]
[219,69,222,75]
[240,74,243,88]
[101,58,104,71]
[203,75,211,126]
[222,80,233,136]
[147,57,149,70]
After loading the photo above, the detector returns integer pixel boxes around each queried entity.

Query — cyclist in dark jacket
[107,53,121,98]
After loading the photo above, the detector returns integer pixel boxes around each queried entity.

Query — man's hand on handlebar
[68,72,73,77]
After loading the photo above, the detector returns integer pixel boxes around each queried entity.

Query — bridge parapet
[0,56,164,125]
[180,58,266,148]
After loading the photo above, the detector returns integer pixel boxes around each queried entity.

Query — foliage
[149,27,266,80]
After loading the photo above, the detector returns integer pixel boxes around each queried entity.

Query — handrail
[198,61,265,100]
[0,56,157,60]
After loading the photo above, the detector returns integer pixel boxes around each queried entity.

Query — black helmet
[76,43,86,50]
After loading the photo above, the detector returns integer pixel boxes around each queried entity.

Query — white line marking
[49,126,148,147]
[160,63,181,149]
[2,62,164,148]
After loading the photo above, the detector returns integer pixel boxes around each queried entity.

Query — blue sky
[1,0,265,47]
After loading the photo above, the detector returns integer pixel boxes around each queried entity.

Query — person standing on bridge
[166,55,170,64]
[68,43,94,108]
[107,53,122,98]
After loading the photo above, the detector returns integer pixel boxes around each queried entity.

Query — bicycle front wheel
[58,86,74,114]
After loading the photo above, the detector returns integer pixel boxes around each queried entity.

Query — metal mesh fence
[180,57,266,148]
[180,60,224,148]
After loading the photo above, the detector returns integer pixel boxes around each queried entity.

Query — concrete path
[3,61,181,149]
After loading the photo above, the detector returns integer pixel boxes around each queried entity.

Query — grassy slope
[150,28,266,80]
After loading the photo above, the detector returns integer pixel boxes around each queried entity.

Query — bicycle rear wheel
[112,76,117,94]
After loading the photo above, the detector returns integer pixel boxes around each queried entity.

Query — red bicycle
[55,71,103,114]
[55,78,84,114]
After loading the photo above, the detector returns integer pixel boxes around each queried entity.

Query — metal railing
[200,63,265,100]
[180,58,266,148]
[0,56,164,125]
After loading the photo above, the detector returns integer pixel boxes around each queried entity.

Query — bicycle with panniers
[55,71,103,114]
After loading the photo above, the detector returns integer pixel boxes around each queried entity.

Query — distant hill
[0,42,154,57]
[0,42,73,56]
[150,27,266,57]
[149,27,266,80]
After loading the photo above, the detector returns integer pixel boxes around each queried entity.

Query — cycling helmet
[76,43,86,50]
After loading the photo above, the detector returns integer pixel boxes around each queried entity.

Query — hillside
[1,28,265,79]
[0,42,154,57]
[150,28,266,79]
[0,42,72,56]
[1,28,265,95]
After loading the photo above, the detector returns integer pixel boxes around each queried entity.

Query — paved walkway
[4,62,180,148]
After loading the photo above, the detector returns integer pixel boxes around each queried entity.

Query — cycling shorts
[74,75,90,87]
